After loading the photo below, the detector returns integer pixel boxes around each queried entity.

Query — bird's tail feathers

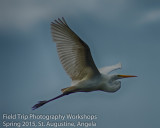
[61,87,69,93]
[61,86,78,94]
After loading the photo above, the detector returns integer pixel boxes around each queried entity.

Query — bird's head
[104,74,137,92]
[99,63,137,92]
[102,75,137,92]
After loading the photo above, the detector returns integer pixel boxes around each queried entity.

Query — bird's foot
[32,100,48,110]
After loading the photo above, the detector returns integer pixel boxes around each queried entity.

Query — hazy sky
[1,0,160,128]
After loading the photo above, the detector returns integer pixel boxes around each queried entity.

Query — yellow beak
[118,75,137,78]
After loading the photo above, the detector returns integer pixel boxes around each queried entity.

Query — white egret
[32,17,137,110]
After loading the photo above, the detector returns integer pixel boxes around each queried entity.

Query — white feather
[99,63,122,74]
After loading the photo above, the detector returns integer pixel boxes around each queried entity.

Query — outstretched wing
[99,63,122,74]
[51,18,100,81]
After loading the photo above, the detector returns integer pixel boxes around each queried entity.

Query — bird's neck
[101,82,121,93]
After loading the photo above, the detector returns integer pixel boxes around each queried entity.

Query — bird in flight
[32,17,137,110]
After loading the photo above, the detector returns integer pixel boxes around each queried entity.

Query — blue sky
[1,0,160,128]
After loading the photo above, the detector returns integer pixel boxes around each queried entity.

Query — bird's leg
[32,86,78,110]
[32,93,67,110]
[32,100,48,110]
